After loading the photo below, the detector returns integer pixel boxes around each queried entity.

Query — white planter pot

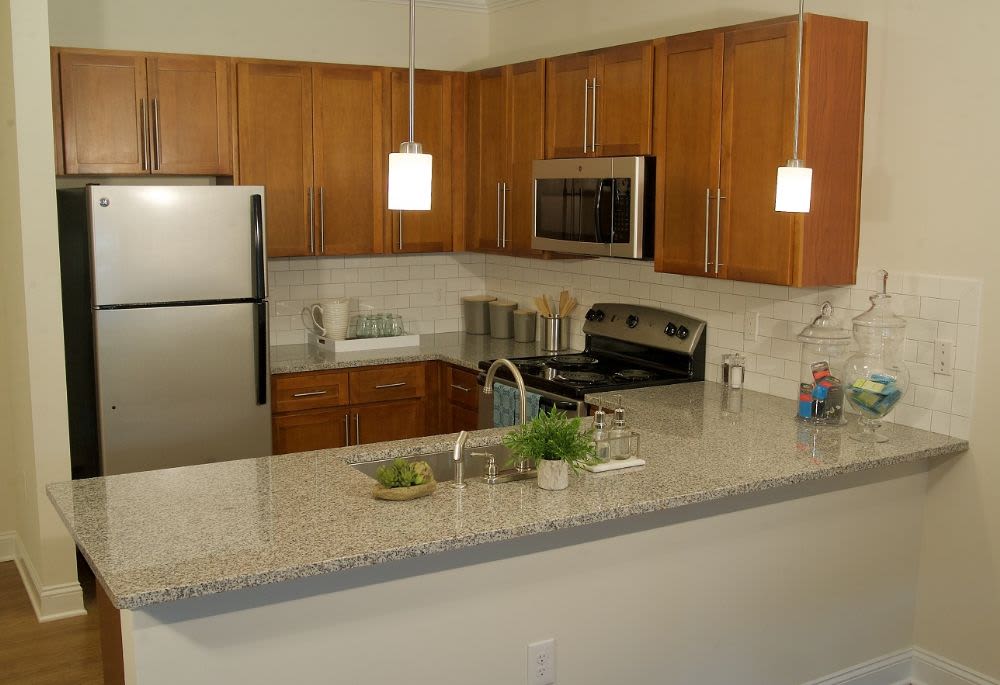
[537,459,569,491]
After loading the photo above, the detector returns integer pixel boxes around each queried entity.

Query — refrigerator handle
[251,194,266,300]
[254,301,268,406]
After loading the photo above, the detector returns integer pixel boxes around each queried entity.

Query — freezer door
[88,185,266,306]
[94,303,272,475]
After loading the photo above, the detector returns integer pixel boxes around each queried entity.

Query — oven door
[476,375,586,429]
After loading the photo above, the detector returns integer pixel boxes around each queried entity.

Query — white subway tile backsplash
[920,297,960,323]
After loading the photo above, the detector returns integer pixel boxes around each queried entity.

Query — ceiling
[363,0,540,14]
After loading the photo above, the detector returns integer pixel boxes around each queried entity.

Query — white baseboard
[12,532,86,622]
[912,648,1000,685]
[806,648,1000,685]
[0,530,14,562]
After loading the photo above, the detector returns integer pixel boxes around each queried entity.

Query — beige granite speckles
[270,332,549,374]
[48,382,966,611]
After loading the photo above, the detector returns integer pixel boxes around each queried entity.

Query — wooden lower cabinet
[351,399,425,446]
[273,408,350,454]
[441,364,480,434]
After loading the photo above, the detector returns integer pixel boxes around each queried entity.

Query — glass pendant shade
[775,160,813,213]
[388,143,432,211]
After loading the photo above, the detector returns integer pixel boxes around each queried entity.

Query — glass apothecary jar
[844,270,909,443]
[796,301,851,425]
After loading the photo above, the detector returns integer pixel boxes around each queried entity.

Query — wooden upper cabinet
[466,67,509,252]
[505,60,546,254]
[55,48,234,176]
[236,61,314,257]
[313,64,385,256]
[545,43,652,158]
[59,50,147,175]
[654,15,866,287]
[388,69,455,253]
[146,55,232,175]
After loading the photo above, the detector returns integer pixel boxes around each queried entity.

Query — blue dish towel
[492,382,542,428]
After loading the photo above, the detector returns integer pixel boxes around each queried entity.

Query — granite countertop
[270,332,548,374]
[47,382,967,610]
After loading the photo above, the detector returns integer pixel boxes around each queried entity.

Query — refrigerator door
[94,303,272,475]
[88,185,266,306]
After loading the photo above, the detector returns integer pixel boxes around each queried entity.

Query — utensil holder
[541,315,569,351]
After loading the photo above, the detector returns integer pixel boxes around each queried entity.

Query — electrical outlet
[527,639,556,685]
[744,312,759,340]
[934,339,954,375]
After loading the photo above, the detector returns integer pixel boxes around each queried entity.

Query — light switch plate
[934,339,954,375]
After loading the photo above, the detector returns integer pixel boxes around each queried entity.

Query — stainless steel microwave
[532,156,655,259]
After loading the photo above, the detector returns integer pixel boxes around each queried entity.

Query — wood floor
[0,559,103,684]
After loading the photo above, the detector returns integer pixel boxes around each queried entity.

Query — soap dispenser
[592,405,611,463]
[609,396,630,460]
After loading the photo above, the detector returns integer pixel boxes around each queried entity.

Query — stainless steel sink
[350,443,513,483]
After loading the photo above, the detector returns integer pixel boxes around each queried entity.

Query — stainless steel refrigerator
[57,185,272,477]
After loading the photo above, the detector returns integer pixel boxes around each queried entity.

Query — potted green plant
[502,408,597,490]
[372,459,436,501]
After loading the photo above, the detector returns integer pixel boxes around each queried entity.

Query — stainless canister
[488,300,518,339]
[462,295,496,335]
[541,315,570,351]
[513,310,537,343]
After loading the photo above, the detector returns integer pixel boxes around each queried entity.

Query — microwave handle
[595,178,612,244]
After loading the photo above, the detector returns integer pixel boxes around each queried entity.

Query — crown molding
[362,0,540,15]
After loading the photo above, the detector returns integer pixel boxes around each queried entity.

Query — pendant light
[388,0,433,211]
[775,0,812,213]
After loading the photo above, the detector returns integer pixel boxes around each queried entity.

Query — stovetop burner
[555,370,611,385]
[613,369,657,382]
[512,359,547,371]
[546,354,599,369]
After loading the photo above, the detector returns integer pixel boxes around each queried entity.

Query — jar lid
[488,300,518,308]
[797,301,851,342]
[852,270,906,329]
[462,295,496,303]
[513,309,537,317]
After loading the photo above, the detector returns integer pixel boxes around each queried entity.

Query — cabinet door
[654,33,724,278]
[389,70,454,253]
[466,67,508,252]
[59,50,147,175]
[544,53,593,158]
[719,22,799,285]
[507,60,546,255]
[313,65,385,256]
[236,61,314,257]
[272,409,349,455]
[352,399,425,446]
[146,55,232,175]
[444,403,479,434]
[594,42,654,156]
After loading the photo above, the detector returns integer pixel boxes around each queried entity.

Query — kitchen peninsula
[48,370,966,685]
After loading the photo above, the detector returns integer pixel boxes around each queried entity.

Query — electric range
[477,303,706,422]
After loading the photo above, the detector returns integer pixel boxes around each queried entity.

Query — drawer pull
[292,390,328,398]
[450,384,471,393]
[375,382,407,390]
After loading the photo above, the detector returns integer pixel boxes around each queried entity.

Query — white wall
[487,1,1000,679]
[128,466,928,685]
[0,0,83,619]
[47,0,489,70]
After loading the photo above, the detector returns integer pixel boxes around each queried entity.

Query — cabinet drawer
[272,371,349,413]
[445,366,479,410]
[349,363,426,404]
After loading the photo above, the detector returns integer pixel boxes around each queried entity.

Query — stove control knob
[664,322,677,337]
[593,309,605,322]
[626,314,639,329]
[676,325,690,340]
[585,308,598,321]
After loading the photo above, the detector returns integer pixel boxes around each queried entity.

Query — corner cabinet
[387,69,465,254]
[545,42,653,159]
[653,15,867,286]
[236,60,386,258]
[55,48,233,175]
[466,60,546,255]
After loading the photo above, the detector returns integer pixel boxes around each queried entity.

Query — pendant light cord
[792,0,804,161]
[408,0,416,144]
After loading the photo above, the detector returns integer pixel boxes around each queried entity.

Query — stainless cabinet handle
[582,79,589,153]
[151,98,161,171]
[501,183,509,247]
[292,390,327,398]
[139,99,148,171]
[375,382,407,389]
[715,187,726,274]
[307,187,315,254]
[355,414,361,445]
[343,413,349,447]
[591,78,599,152]
[496,181,502,248]
[704,188,711,272]
[450,384,471,393]
[319,187,326,254]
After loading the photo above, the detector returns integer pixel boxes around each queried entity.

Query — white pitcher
[301,298,350,340]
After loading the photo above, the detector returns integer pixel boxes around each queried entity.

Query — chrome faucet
[483,358,530,472]
[452,430,469,489]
